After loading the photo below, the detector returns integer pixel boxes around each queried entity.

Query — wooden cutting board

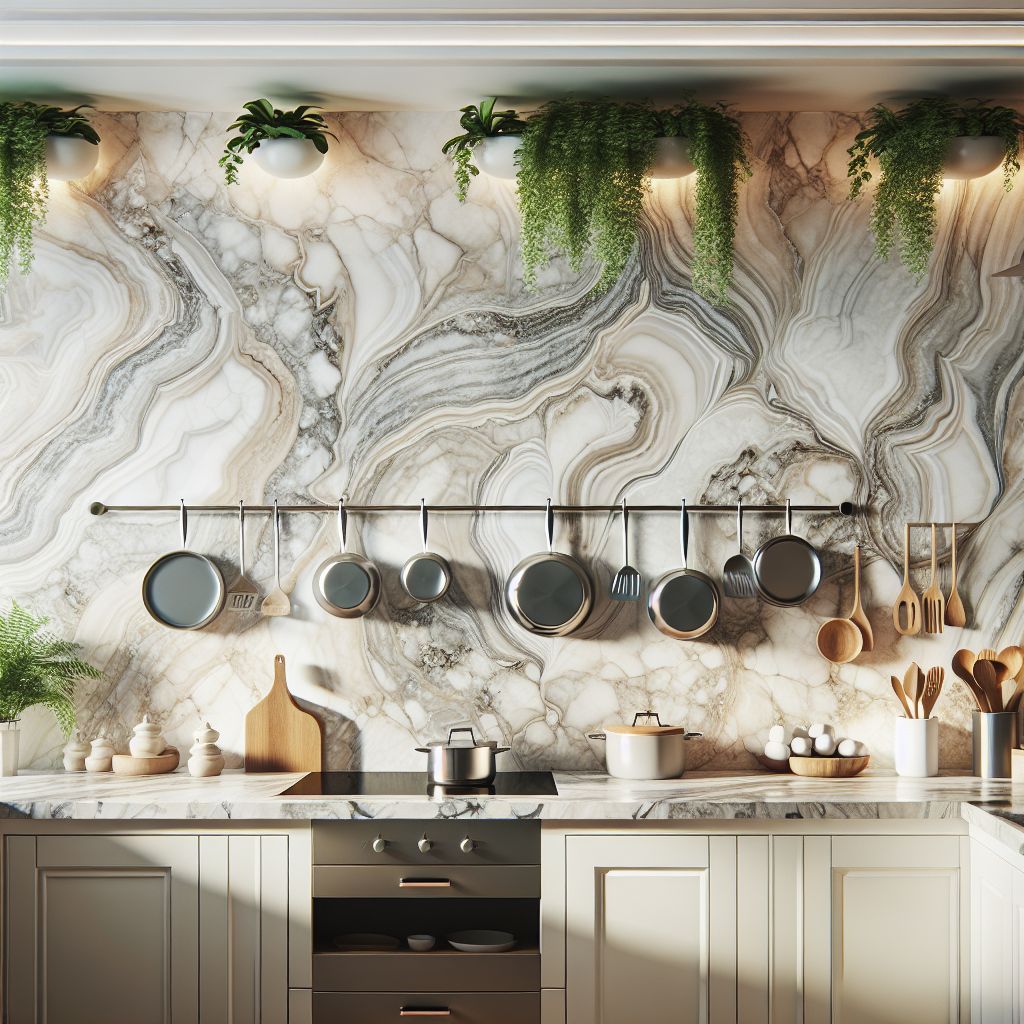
[244,654,323,772]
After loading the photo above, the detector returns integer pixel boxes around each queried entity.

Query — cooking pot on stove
[416,727,510,785]
[588,711,702,780]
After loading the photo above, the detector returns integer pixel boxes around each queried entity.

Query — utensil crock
[972,711,1017,779]
[894,717,938,778]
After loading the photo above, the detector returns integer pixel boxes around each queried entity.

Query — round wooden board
[788,755,870,778]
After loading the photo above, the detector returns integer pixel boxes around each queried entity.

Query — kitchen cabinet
[5,829,298,1024]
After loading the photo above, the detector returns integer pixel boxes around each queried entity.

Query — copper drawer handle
[398,878,452,888]
[399,1009,451,1017]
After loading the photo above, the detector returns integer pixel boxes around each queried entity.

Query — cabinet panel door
[831,836,960,1024]
[7,834,199,1024]
[566,835,732,1024]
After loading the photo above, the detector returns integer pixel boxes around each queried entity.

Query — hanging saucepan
[142,499,226,630]
[505,499,593,637]
[647,498,720,639]
[752,498,822,607]
[312,499,381,618]
[401,499,452,603]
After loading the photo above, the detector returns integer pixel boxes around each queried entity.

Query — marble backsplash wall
[2,110,1023,773]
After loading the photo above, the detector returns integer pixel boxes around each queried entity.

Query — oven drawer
[313,950,540,992]
[313,821,540,866]
[312,991,539,1023]
[313,864,540,899]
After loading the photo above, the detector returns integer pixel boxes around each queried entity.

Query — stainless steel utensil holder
[972,711,1018,779]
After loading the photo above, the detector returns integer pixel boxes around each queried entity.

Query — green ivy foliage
[0,602,101,735]
[442,97,527,202]
[220,99,337,185]
[848,98,1023,277]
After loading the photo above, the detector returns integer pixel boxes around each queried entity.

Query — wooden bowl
[111,747,180,777]
[788,755,870,778]
[754,752,792,773]
[815,617,863,664]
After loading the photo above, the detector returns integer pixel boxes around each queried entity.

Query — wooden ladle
[848,545,873,651]
[816,546,870,664]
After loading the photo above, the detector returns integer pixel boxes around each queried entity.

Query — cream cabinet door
[565,834,737,1024]
[6,833,200,1024]
[830,835,962,1024]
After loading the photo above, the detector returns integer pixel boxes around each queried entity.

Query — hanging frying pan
[505,499,593,637]
[401,499,452,603]
[752,498,822,607]
[142,499,226,630]
[647,498,720,639]
[312,499,381,618]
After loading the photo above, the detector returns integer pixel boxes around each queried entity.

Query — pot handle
[494,746,511,755]
[684,732,703,740]
[414,747,431,753]
[447,726,478,745]
[587,732,607,741]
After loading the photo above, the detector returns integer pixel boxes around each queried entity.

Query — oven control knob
[371,834,388,853]
[459,836,476,854]
[417,835,433,854]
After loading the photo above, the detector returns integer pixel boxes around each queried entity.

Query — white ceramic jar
[894,717,938,778]
[589,711,701,780]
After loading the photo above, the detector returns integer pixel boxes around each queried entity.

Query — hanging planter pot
[474,135,521,179]
[942,136,1007,180]
[649,137,695,179]
[45,135,99,181]
[251,137,326,179]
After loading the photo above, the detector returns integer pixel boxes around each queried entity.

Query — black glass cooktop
[280,771,557,798]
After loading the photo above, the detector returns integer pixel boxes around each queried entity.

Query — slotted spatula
[893,523,921,635]
[610,498,642,601]
[260,500,291,617]
[723,501,757,599]
[226,500,260,612]
[921,523,945,634]
[922,667,944,718]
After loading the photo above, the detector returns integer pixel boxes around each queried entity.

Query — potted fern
[442,97,527,200]
[0,602,101,775]
[516,98,749,302]
[847,98,1023,276]
[0,102,100,286]
[221,99,336,183]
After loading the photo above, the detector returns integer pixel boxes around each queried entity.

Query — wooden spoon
[944,523,966,627]
[891,675,915,718]
[904,662,923,718]
[973,659,1004,713]
[816,617,863,664]
[922,667,944,719]
[848,545,873,651]
[893,523,922,635]
[997,645,1024,680]
[951,649,988,712]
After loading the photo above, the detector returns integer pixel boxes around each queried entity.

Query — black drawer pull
[398,877,453,888]
[399,1008,451,1017]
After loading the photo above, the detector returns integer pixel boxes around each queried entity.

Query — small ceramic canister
[188,722,225,778]
[63,731,91,772]
[85,735,114,773]
[129,715,166,758]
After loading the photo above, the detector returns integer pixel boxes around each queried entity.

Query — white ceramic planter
[474,136,521,179]
[45,135,99,181]
[649,137,696,179]
[894,717,938,777]
[942,136,1005,180]
[251,138,325,179]
[0,722,21,777]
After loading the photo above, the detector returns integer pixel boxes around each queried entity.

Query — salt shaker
[129,715,165,758]
[63,731,90,772]
[188,722,225,778]
[85,735,114,773]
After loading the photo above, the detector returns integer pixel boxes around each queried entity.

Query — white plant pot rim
[942,134,1005,180]
[474,135,521,180]
[251,137,326,179]
[45,134,99,181]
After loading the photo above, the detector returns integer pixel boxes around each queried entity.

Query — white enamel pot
[589,711,702,780]
[252,138,325,179]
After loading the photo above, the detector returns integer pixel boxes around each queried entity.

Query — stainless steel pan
[312,499,381,618]
[647,499,720,639]
[752,498,822,606]
[401,499,452,603]
[142,500,226,630]
[505,499,592,636]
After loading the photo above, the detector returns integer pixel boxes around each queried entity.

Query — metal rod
[91,500,856,517]
[906,521,982,529]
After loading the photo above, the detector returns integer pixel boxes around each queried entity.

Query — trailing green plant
[515,97,750,301]
[847,98,1024,276]
[0,102,99,285]
[0,602,101,735]
[441,97,527,201]
[220,99,337,185]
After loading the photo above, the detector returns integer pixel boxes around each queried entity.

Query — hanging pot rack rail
[91,499,857,517]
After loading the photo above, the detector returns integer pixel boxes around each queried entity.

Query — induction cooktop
[280,771,558,798]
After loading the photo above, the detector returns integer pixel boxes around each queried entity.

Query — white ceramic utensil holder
[0,721,20,777]
[894,717,938,777]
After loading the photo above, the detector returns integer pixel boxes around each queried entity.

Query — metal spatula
[226,500,260,612]
[260,500,291,617]
[610,498,641,601]
[723,501,756,598]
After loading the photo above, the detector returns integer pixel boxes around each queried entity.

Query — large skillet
[312,500,381,618]
[752,498,822,607]
[647,499,720,639]
[505,499,593,636]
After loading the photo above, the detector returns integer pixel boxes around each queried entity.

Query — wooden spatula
[921,523,945,634]
[891,675,915,718]
[244,655,323,772]
[893,523,921,635]
[904,663,923,718]
[951,648,988,712]
[944,523,966,627]
[922,667,944,719]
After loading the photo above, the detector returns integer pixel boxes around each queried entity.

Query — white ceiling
[1,2,1021,112]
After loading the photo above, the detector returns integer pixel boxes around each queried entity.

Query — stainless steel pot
[589,711,702,780]
[415,727,511,785]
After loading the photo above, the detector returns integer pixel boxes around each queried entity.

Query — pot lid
[604,711,685,736]
[420,726,499,750]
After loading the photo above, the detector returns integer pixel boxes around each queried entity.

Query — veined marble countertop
[0,770,1020,844]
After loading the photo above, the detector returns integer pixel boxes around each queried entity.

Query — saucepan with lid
[589,711,702,780]
[416,726,510,785]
